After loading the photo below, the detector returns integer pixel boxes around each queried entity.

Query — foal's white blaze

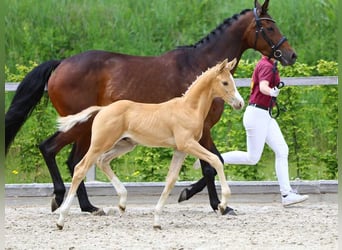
[230,74,244,110]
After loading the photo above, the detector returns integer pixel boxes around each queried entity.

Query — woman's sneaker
[282,191,309,207]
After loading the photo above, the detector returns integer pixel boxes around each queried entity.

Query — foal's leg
[181,139,231,214]
[178,134,221,208]
[96,140,137,214]
[57,151,99,230]
[178,99,235,214]
[154,150,186,229]
[66,137,104,215]
[178,141,235,214]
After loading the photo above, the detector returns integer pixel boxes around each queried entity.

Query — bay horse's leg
[39,132,70,211]
[154,150,186,229]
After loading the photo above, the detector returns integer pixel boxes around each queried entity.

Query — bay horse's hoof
[51,197,59,212]
[56,223,63,230]
[178,188,189,203]
[153,225,162,230]
[91,208,106,216]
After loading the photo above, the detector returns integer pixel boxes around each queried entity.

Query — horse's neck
[182,77,214,119]
[189,11,253,73]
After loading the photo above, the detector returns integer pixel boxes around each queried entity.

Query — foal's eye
[222,81,228,86]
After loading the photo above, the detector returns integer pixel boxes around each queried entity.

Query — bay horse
[5,0,297,215]
[56,59,243,230]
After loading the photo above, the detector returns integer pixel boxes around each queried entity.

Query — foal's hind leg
[154,150,186,229]
[96,140,137,214]
[66,137,104,215]
[57,151,100,230]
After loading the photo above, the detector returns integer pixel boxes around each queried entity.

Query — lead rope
[268,61,285,118]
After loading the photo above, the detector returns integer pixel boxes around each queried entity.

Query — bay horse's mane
[177,9,251,49]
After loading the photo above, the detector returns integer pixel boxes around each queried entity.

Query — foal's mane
[177,9,251,49]
[183,63,219,96]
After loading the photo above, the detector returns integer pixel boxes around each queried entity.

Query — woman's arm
[260,80,279,97]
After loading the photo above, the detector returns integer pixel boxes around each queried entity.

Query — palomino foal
[56,58,244,230]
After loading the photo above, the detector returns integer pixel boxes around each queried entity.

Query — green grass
[5,0,337,72]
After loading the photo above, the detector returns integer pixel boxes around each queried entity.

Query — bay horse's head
[213,58,244,110]
[248,0,297,66]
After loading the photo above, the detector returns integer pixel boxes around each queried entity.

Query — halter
[253,8,287,59]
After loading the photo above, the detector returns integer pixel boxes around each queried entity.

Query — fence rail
[4,76,339,91]
[5,76,338,181]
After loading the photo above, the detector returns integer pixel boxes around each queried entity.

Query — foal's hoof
[153,225,162,230]
[218,206,237,216]
[91,208,106,216]
[119,205,126,212]
[178,188,189,203]
[56,223,63,230]
[119,205,126,216]
[222,206,237,216]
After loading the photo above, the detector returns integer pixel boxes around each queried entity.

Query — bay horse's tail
[57,106,103,133]
[5,60,61,154]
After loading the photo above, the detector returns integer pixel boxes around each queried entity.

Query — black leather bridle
[253,8,287,59]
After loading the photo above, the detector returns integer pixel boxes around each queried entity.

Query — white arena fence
[5,76,338,181]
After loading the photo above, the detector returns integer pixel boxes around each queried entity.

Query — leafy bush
[5,60,338,183]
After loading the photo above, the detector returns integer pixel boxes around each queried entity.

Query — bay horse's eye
[222,81,228,86]
[267,27,274,32]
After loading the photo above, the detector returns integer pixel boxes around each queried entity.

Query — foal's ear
[218,58,228,72]
[226,58,237,71]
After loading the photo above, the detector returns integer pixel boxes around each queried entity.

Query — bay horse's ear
[254,0,262,13]
[226,58,237,71]
[261,0,269,14]
[254,0,269,15]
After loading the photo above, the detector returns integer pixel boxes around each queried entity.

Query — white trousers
[221,106,292,195]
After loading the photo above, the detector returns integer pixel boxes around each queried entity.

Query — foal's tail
[57,106,103,133]
[5,60,61,154]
